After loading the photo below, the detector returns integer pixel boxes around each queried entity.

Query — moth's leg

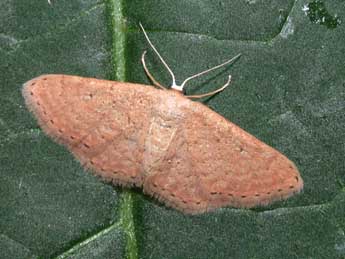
[141,51,167,90]
[186,75,232,99]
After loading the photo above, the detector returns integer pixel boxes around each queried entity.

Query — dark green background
[1,0,344,258]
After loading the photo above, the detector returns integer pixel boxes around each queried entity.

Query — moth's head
[169,87,186,96]
[139,23,241,100]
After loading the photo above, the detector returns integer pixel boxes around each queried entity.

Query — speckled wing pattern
[23,74,303,214]
[23,74,156,186]
[143,99,303,214]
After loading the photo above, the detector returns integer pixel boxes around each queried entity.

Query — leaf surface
[0,0,344,258]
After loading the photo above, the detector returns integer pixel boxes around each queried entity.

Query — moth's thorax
[154,90,189,117]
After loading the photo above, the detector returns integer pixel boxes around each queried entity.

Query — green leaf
[1,0,344,258]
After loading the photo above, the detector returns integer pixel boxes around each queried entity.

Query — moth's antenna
[141,51,166,90]
[186,75,232,99]
[180,53,242,90]
[139,23,178,89]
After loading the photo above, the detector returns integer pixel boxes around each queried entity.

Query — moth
[22,24,303,214]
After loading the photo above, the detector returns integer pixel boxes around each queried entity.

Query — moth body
[23,74,303,214]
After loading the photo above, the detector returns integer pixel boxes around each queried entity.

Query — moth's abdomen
[143,116,178,172]
[141,92,189,173]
